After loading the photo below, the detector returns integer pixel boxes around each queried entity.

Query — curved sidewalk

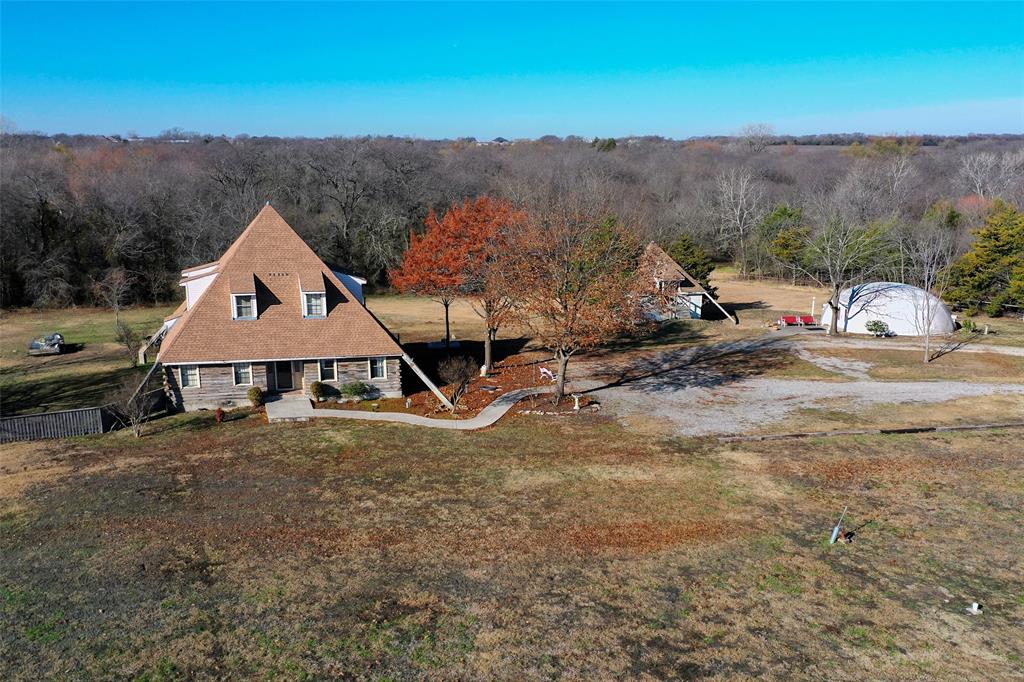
[268,386,554,430]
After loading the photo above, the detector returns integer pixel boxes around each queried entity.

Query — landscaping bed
[314,351,557,418]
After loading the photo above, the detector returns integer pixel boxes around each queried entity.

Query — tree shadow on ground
[590,320,709,356]
[142,409,253,438]
[400,338,532,394]
[928,331,981,361]
[0,364,148,417]
[727,301,771,312]
[582,337,791,395]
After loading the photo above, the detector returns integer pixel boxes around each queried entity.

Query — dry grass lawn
[367,294,511,345]
[0,306,175,415]
[760,393,1024,435]
[2,412,1022,680]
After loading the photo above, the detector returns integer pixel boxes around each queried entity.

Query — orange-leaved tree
[496,201,650,404]
[456,198,526,371]
[390,197,524,367]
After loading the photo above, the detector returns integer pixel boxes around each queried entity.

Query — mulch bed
[313,351,588,419]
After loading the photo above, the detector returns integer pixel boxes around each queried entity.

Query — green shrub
[865,320,890,337]
[960,318,977,333]
[247,386,264,407]
[340,382,371,399]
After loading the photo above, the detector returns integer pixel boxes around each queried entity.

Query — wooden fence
[1,363,171,444]
[0,406,116,444]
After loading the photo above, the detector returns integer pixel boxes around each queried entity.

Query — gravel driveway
[573,338,1024,436]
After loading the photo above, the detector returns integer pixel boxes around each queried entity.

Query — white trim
[231,292,257,320]
[317,358,337,382]
[167,354,399,365]
[232,362,253,386]
[367,356,388,380]
[301,290,327,318]
[179,364,201,388]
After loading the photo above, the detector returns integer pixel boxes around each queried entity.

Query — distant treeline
[1,130,1021,309]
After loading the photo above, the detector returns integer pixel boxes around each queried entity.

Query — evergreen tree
[666,233,717,298]
[946,202,1024,316]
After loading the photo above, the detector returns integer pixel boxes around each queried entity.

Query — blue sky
[2,1,1022,138]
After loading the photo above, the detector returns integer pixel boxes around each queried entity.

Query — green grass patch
[25,612,64,644]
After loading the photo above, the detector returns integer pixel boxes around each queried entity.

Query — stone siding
[165,362,270,411]
[302,357,402,400]
[167,356,402,411]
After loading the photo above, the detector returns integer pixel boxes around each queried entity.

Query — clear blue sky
[2,1,1022,138]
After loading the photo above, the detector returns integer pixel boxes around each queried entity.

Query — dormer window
[303,291,326,318]
[232,293,256,320]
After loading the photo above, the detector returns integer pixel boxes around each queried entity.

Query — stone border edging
[718,421,1024,443]
[306,386,555,430]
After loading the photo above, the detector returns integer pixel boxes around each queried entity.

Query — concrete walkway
[264,395,316,422]
[266,386,554,430]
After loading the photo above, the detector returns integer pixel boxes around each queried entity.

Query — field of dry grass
[2,412,1022,680]
[0,306,176,416]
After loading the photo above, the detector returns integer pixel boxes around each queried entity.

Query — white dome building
[821,282,955,336]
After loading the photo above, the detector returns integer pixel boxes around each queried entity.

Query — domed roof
[821,281,955,336]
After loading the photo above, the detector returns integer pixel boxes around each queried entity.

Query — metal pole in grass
[829,506,848,545]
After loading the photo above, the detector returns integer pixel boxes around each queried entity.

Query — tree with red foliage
[390,197,524,368]
[456,198,526,371]
[495,200,650,404]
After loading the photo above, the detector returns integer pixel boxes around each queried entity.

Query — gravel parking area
[575,339,1024,436]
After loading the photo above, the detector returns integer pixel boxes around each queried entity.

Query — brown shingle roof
[229,272,255,294]
[158,205,402,364]
[644,242,700,288]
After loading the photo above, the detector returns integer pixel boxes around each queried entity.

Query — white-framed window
[233,362,253,386]
[233,293,256,320]
[368,357,387,380]
[303,292,326,318]
[318,359,336,381]
[180,364,200,388]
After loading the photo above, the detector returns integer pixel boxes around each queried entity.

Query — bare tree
[738,123,775,153]
[786,192,892,335]
[882,154,919,217]
[21,253,74,307]
[114,319,143,367]
[108,376,154,438]
[906,215,960,362]
[91,267,135,324]
[714,168,766,274]
[956,150,1024,201]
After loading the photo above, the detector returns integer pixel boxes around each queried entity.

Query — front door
[275,361,293,390]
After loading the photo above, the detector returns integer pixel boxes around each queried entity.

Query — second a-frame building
[158,205,409,411]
